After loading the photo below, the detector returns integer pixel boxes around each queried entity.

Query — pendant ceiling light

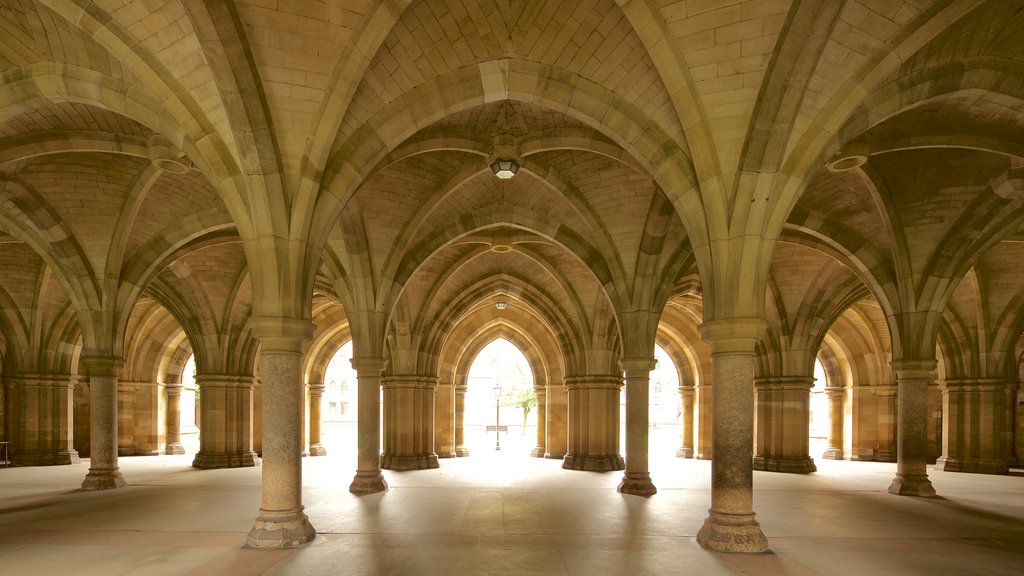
[490,158,519,179]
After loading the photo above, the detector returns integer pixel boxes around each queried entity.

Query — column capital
[81,355,124,378]
[350,356,386,375]
[249,317,314,354]
[620,357,657,373]
[699,318,766,354]
[890,358,936,377]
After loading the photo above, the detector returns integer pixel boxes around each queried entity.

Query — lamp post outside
[494,380,502,451]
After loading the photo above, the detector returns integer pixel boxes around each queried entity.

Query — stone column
[874,385,898,461]
[81,356,127,490]
[454,380,469,457]
[677,383,694,457]
[530,383,547,457]
[752,376,816,473]
[934,379,1010,474]
[117,382,136,456]
[192,374,259,468]
[1003,383,1018,467]
[544,378,568,459]
[165,382,185,454]
[8,374,79,465]
[308,384,327,456]
[562,376,624,471]
[888,360,937,497]
[348,357,388,494]
[619,358,657,495]
[245,318,316,548]
[695,319,768,553]
[822,386,844,459]
[435,380,456,458]
[694,379,713,459]
[57,376,79,464]
[381,375,439,470]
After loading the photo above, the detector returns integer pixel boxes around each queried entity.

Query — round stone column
[454,380,469,457]
[822,386,844,459]
[165,383,185,455]
[348,357,388,494]
[308,383,327,456]
[619,358,657,496]
[81,356,127,490]
[696,319,768,553]
[677,383,695,458]
[245,318,316,549]
[887,360,937,497]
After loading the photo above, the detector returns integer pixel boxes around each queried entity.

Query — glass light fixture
[490,158,519,179]
[495,301,508,310]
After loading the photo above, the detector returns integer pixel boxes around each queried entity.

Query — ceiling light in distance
[490,159,519,179]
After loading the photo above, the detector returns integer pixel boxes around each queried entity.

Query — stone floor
[1,426,1022,575]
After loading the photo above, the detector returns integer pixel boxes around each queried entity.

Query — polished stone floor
[1,425,1023,575]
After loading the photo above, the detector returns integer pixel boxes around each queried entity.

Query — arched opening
[464,338,536,455]
[810,357,829,458]
[320,340,359,452]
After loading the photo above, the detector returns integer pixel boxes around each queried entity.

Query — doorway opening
[320,340,359,452]
[464,338,535,455]
[179,354,199,453]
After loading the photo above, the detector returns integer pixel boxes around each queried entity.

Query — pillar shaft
[544,379,568,459]
[349,357,388,494]
[888,360,937,497]
[562,376,623,471]
[753,376,816,473]
[117,382,136,455]
[934,379,1011,474]
[530,385,547,457]
[165,383,185,454]
[454,381,469,457]
[676,385,695,458]
[619,358,657,495]
[81,356,126,490]
[245,318,316,549]
[822,387,844,459]
[695,319,768,553]
[435,380,456,458]
[308,384,327,456]
[192,374,259,468]
[381,375,439,470]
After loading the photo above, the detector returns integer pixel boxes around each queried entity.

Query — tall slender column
[822,386,844,459]
[453,380,469,457]
[245,318,316,548]
[117,382,136,455]
[192,374,259,468]
[165,383,185,455]
[562,376,623,471]
[435,380,456,458]
[308,384,327,456]
[530,383,547,457]
[753,376,816,473]
[873,384,898,461]
[349,357,388,494]
[696,319,768,553]
[81,356,127,490]
[619,358,657,496]
[676,384,694,457]
[934,379,1009,474]
[381,375,439,470]
[694,379,713,459]
[57,376,80,464]
[544,378,568,459]
[888,360,937,497]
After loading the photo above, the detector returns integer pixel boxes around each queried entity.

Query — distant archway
[464,338,535,454]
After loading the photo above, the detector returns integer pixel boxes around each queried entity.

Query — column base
[436,449,457,459]
[873,450,896,463]
[696,511,770,553]
[118,445,136,456]
[349,470,388,494]
[308,444,328,457]
[165,442,186,455]
[381,453,439,470]
[934,457,1008,475]
[192,451,260,469]
[245,509,316,549]
[57,449,81,465]
[562,453,624,472]
[676,446,693,458]
[887,473,936,497]
[753,456,817,474]
[544,450,567,459]
[530,446,545,458]
[618,472,657,496]
[821,447,843,460]
[454,447,470,457]
[81,467,127,491]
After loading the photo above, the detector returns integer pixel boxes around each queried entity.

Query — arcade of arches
[1,0,1024,555]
